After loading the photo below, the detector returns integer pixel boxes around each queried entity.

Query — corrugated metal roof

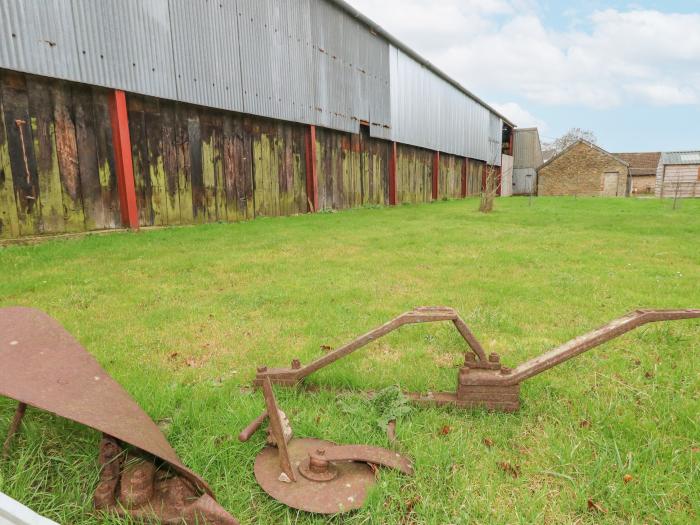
[0,0,511,156]
[389,45,498,162]
[325,0,514,127]
[660,151,700,165]
[169,0,244,112]
[72,0,177,99]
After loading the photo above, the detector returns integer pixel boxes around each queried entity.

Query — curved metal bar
[500,309,700,386]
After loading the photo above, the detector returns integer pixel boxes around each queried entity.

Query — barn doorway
[603,172,619,196]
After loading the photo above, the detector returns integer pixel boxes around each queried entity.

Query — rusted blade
[0,307,210,494]
[254,438,376,514]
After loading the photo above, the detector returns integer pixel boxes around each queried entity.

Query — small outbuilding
[656,151,700,198]
[537,140,629,197]
[512,128,543,195]
[615,152,660,196]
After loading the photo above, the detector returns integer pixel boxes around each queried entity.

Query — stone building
[615,152,660,196]
[537,140,629,197]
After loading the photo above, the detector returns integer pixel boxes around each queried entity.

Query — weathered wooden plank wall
[0,70,120,238]
[316,126,389,210]
[396,144,433,203]
[438,153,463,199]
[468,159,484,195]
[0,70,479,239]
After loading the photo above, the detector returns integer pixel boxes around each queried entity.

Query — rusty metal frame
[255,307,700,412]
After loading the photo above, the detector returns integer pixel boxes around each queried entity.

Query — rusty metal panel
[389,45,498,162]
[0,0,77,81]
[169,0,244,112]
[71,0,177,99]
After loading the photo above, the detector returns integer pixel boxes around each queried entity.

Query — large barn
[0,0,514,239]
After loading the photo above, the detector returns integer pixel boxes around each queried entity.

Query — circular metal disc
[254,438,376,514]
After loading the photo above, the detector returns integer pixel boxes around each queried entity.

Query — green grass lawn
[1,196,699,524]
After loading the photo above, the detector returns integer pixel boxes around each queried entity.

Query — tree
[542,128,597,161]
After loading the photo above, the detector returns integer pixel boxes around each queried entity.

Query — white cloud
[491,102,548,132]
[347,1,700,110]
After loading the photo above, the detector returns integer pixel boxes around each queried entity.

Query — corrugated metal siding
[512,168,537,195]
[169,0,243,111]
[0,0,77,81]
[72,0,177,99]
[0,0,503,155]
[389,45,500,162]
[513,129,543,169]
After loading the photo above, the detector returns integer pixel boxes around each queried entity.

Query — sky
[346,0,699,152]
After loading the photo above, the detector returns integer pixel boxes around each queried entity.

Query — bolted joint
[291,359,301,370]
[488,353,500,363]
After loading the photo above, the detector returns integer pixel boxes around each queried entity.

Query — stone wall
[538,142,628,197]
[631,175,656,195]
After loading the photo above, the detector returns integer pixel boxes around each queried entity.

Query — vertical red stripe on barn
[305,125,318,212]
[108,90,139,229]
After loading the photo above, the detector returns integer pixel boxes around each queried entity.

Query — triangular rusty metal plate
[0,306,209,494]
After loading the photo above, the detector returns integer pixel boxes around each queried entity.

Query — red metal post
[108,90,139,229]
[432,151,440,200]
[461,158,468,198]
[481,163,487,192]
[305,125,318,212]
[389,141,398,205]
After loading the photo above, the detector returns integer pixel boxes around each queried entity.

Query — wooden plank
[27,77,63,233]
[199,111,220,222]
[187,110,205,223]
[175,106,194,224]
[1,72,41,236]
[73,85,107,230]
[52,82,85,232]
[126,95,151,226]
[92,87,120,228]
[235,116,254,220]
[144,97,167,226]
[212,115,226,221]
[0,81,20,239]
[160,101,181,225]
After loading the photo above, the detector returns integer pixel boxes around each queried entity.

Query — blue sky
[348,0,699,152]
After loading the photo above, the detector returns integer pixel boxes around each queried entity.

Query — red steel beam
[461,158,468,198]
[389,141,397,205]
[432,151,440,200]
[108,90,139,229]
[305,125,318,212]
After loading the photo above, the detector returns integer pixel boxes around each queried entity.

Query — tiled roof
[614,152,661,176]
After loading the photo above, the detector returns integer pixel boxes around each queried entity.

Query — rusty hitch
[255,307,700,412]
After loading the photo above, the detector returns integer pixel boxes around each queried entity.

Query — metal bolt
[465,353,476,363]
[500,367,511,375]
[291,359,301,370]
[489,353,500,363]
[257,366,268,373]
